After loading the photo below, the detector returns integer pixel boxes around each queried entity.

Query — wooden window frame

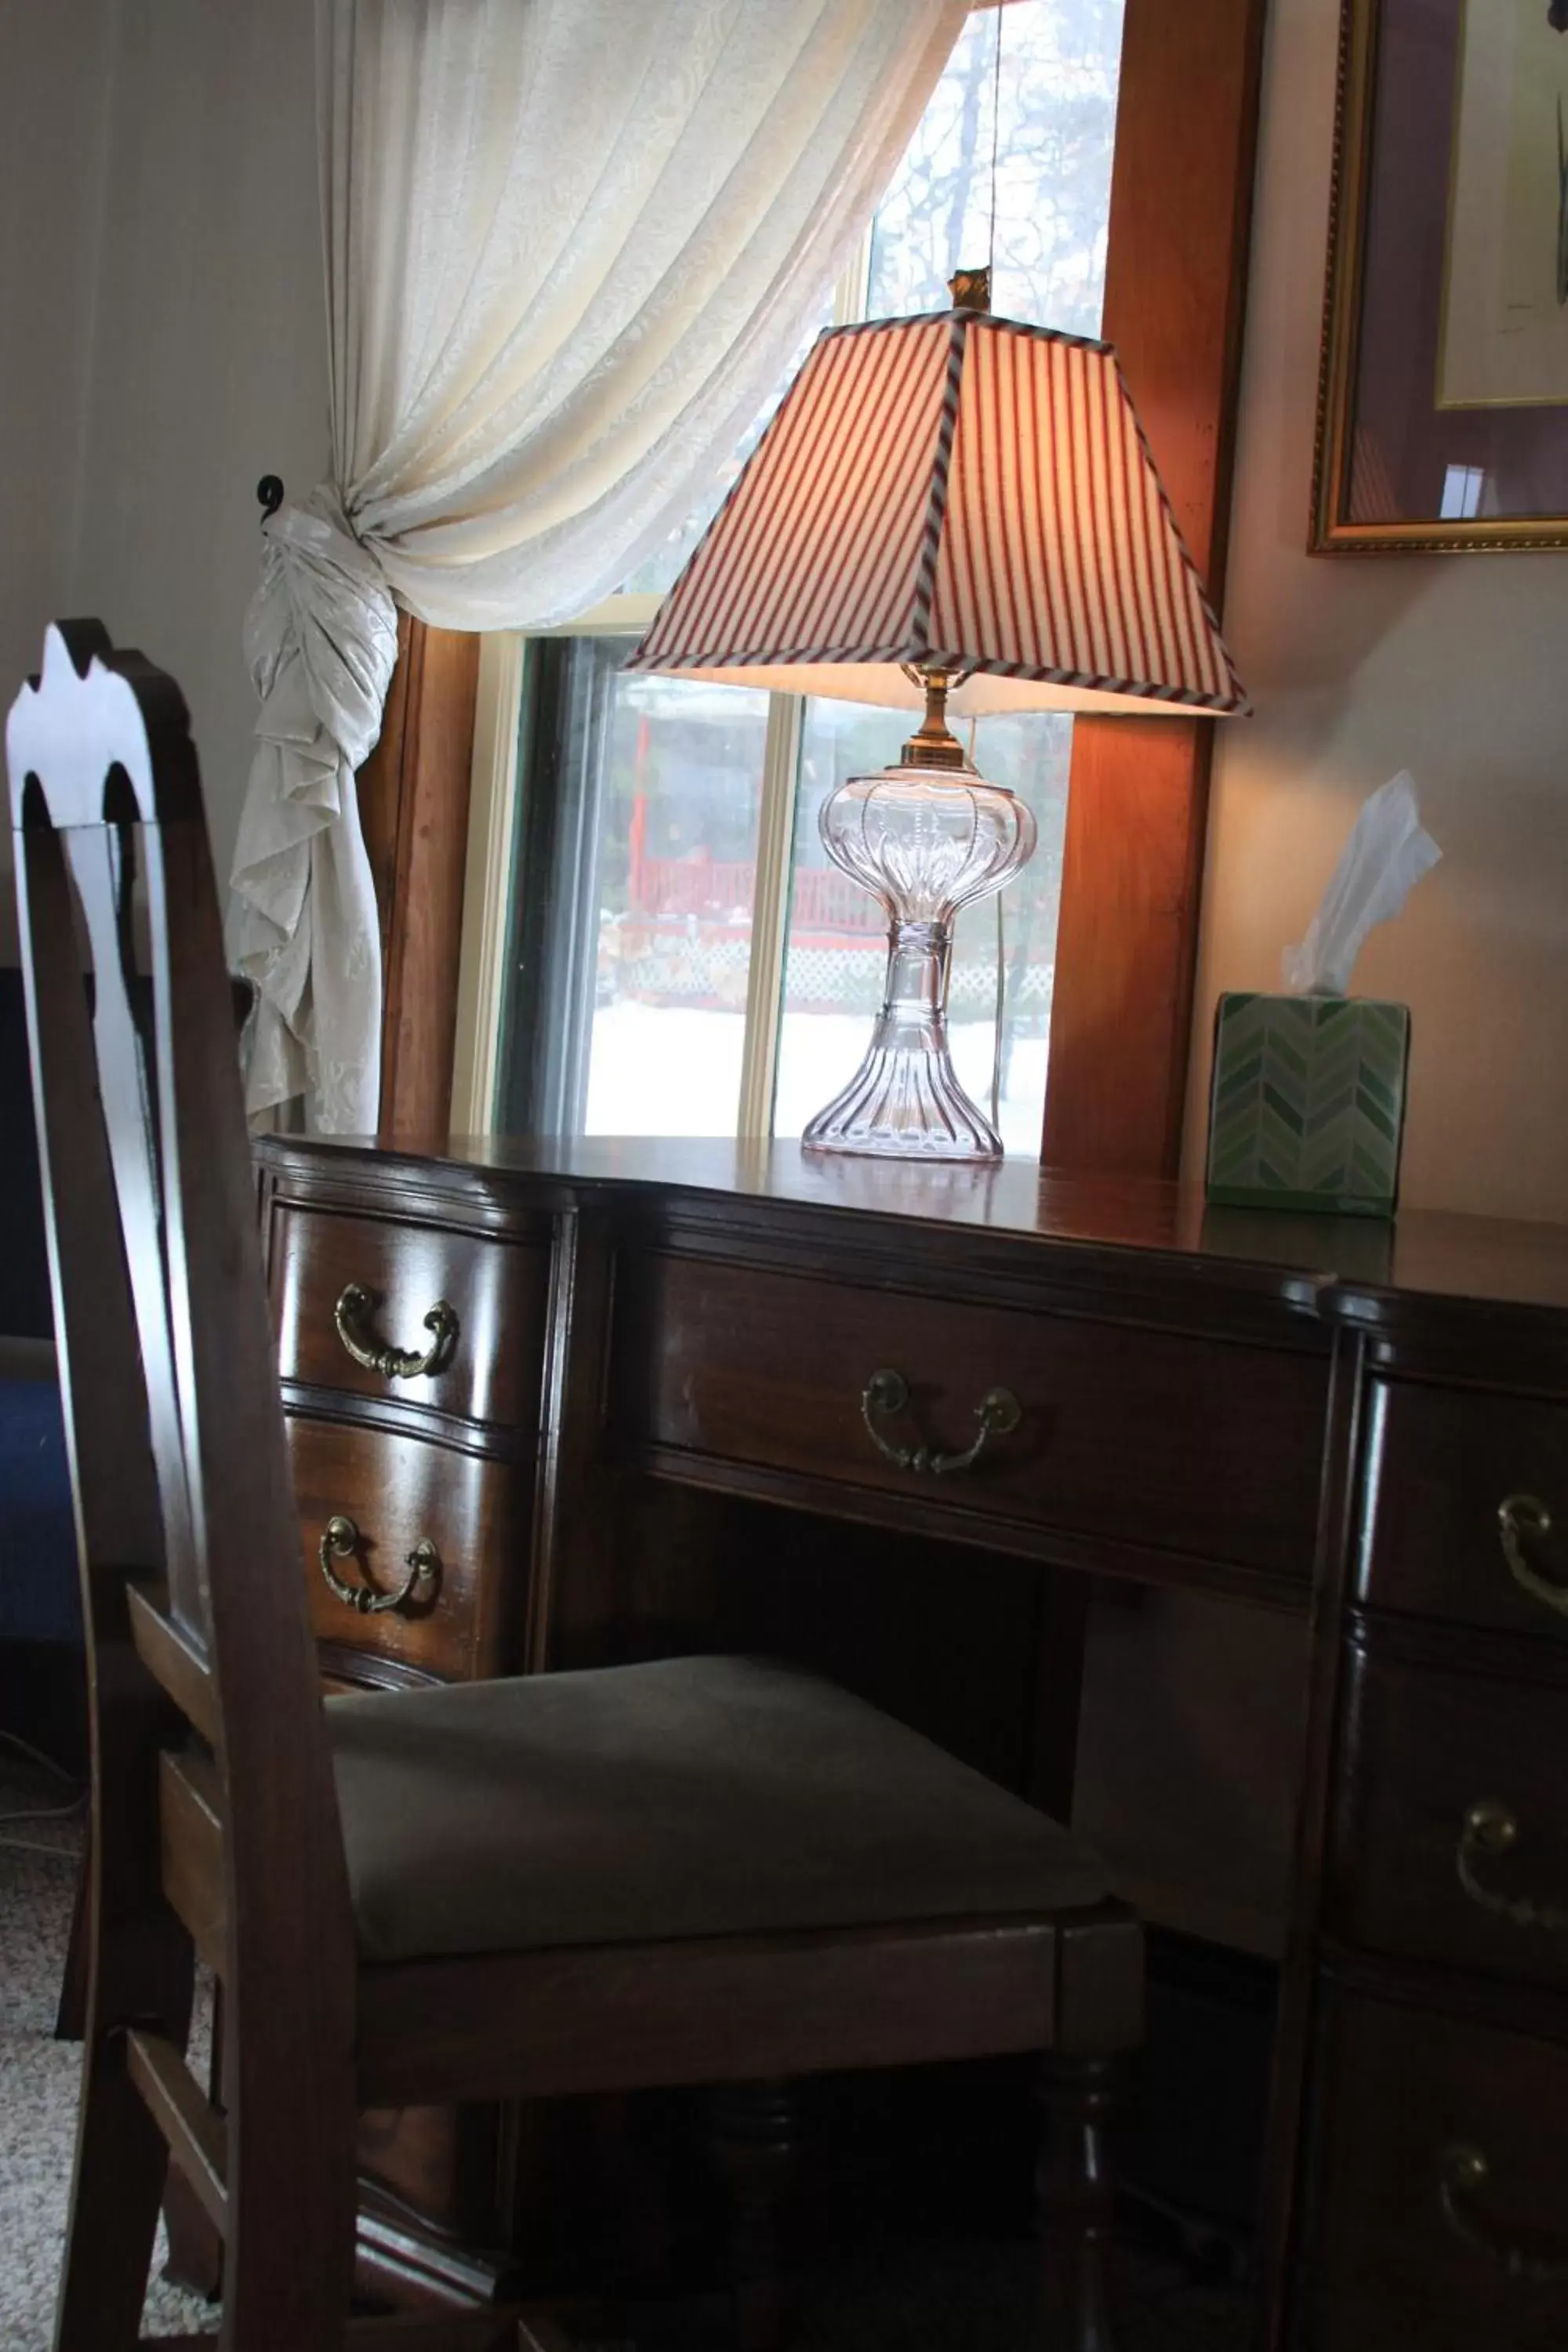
[361,0,1267,1174]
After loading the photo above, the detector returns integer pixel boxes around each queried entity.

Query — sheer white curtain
[230,0,967,1134]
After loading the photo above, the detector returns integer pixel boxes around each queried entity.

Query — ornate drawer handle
[318,1514,441,1617]
[1497,1493,1568,1618]
[860,1367,1022,1477]
[1457,1800,1568,1934]
[334,1283,458,1380]
[1438,2142,1568,2281]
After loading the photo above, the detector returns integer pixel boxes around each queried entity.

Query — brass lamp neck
[901,670,969,771]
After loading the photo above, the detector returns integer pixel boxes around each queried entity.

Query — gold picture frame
[1313,0,1568,552]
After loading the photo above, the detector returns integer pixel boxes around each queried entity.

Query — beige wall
[1187,0,1568,1225]
[68,0,327,891]
[0,0,118,950]
[0,0,325,937]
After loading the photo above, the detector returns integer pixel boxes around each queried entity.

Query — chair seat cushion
[328,1655,1108,1965]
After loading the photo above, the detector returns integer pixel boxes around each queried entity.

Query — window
[490,1,1125,1152]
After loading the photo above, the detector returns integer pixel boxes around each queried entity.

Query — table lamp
[626,270,1246,1162]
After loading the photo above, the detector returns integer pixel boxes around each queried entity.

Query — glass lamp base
[800,760,1036,1165]
[801,953,1002,1160]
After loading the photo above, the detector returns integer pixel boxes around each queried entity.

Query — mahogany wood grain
[1036,2056,1119,2350]
[1259,1328,1368,2351]
[524,1207,619,1675]
[609,1251,1327,1584]
[128,1581,218,1746]
[358,1915,1094,2109]
[1298,1981,1568,2351]
[1070,1587,1311,1959]
[1327,1622,1568,1994]
[270,1202,551,1431]
[1042,0,1268,1180]
[358,615,481,1142]
[285,1414,525,1681]
[158,1748,226,1976]
[1357,1380,1568,1642]
[359,611,414,966]
[256,1132,1568,1316]
[356,2105,508,2260]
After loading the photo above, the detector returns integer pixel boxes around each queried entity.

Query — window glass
[582,674,771,1135]
[868,0,1123,333]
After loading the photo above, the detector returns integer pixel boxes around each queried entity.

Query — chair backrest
[5,623,355,2168]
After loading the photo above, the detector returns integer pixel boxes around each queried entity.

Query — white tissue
[1280,771,1440,997]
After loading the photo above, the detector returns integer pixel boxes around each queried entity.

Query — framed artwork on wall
[1314,0,1568,551]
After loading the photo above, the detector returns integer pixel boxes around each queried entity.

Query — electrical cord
[0,1723,86,1853]
[0,1725,80,1783]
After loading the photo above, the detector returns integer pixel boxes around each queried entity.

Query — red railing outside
[632,852,882,935]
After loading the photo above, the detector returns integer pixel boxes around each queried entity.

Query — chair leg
[707,2078,803,2352]
[53,2028,177,2352]
[1036,2053,1120,2352]
[220,2092,358,2352]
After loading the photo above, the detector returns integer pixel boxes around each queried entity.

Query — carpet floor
[0,1753,1248,2350]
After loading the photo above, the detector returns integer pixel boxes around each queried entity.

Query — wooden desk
[256,1134,1568,2350]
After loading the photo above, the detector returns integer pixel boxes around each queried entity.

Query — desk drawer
[270,1205,550,1431]
[1298,1984,1568,2351]
[612,1255,1325,1581]
[1358,1381,1568,1642]
[1328,1637,1568,1993]
[285,1416,522,1682]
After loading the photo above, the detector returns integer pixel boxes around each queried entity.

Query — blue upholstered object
[0,971,51,1342]
[0,1367,80,1644]
[0,969,81,1649]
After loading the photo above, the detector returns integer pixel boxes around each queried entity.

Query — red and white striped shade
[627,308,1246,718]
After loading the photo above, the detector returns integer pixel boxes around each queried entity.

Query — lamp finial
[949,266,991,313]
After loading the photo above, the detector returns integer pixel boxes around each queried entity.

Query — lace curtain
[230,0,967,1134]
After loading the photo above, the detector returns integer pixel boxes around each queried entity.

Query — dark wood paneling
[610,1251,1327,1583]
[357,614,481,1143]
[270,1203,550,1431]
[1071,1586,1311,1958]
[1043,0,1268,1178]
[1357,1380,1568,1642]
[1298,1981,1568,2350]
[285,1414,524,1681]
[1328,1626,1568,1993]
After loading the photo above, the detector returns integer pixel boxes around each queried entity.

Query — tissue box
[1204,993,1410,1216]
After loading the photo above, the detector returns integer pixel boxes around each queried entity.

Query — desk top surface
[260,1133,1568,1323]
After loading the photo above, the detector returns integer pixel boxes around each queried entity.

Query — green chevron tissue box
[1204,993,1410,1217]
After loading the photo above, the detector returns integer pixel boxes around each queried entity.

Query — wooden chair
[8,621,1143,2352]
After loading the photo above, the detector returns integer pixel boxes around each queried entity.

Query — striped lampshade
[627,307,1245,718]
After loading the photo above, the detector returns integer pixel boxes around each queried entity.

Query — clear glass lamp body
[801,761,1037,1160]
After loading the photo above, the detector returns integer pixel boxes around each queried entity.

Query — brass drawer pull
[334,1283,458,1381]
[1497,1493,1568,1618]
[318,1514,441,1617]
[1438,2142,1568,2281]
[861,1367,1022,1477]
[1457,1800,1568,1934]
